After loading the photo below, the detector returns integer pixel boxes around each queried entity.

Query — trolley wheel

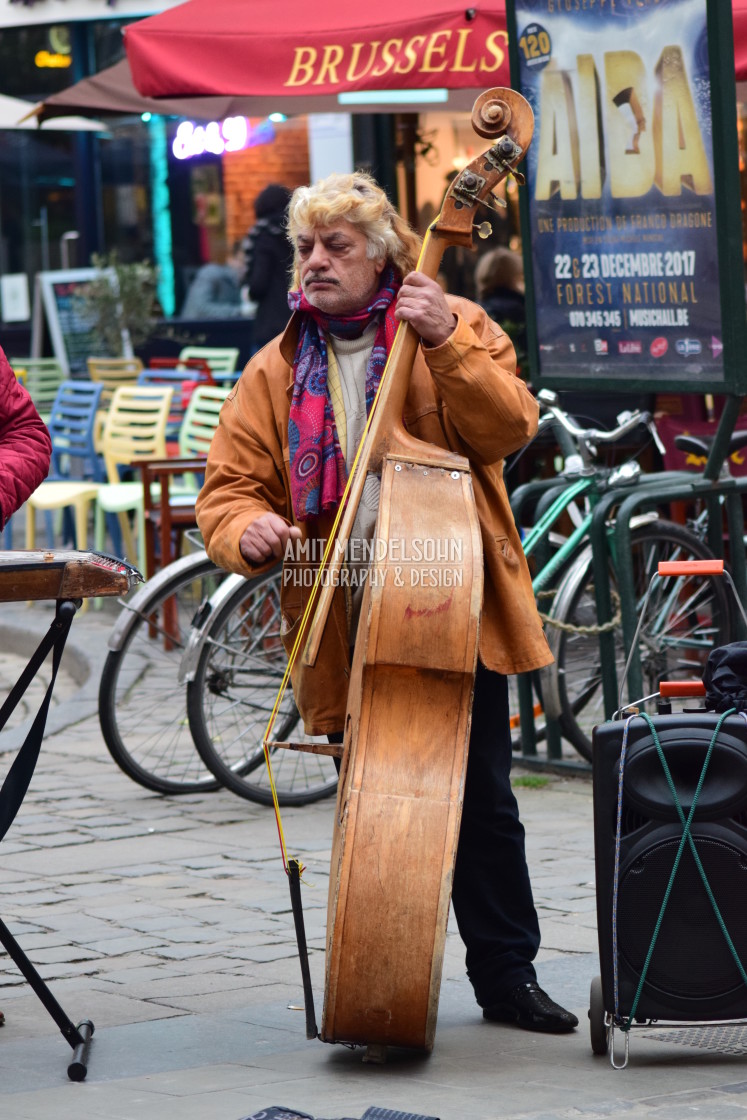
[589,975,608,1056]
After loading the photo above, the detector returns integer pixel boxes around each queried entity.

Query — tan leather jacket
[196,296,552,734]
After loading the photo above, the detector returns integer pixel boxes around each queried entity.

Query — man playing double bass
[196,171,578,1035]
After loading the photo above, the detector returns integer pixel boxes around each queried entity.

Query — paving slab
[0,599,746,1119]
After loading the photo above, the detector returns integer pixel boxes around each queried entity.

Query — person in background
[242,184,294,353]
[475,246,527,375]
[181,241,244,320]
[0,345,52,1026]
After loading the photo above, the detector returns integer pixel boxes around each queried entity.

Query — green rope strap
[620,709,747,1030]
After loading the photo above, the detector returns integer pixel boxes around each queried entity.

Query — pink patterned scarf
[287,265,399,521]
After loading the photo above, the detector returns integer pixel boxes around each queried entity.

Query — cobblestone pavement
[2,600,747,1119]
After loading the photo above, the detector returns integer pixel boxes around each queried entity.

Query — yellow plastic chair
[10,358,64,423]
[93,385,173,574]
[25,482,101,551]
[88,357,145,449]
[25,477,100,611]
[87,356,144,399]
[177,346,240,384]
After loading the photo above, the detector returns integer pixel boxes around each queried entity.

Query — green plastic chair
[178,384,231,460]
[10,358,65,424]
[178,346,240,384]
[146,381,231,500]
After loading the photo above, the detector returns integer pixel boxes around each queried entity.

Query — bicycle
[99,546,226,794]
[531,399,734,761]
[508,392,733,762]
[180,395,728,783]
[540,520,731,761]
[99,543,338,804]
[180,570,340,806]
[101,397,732,791]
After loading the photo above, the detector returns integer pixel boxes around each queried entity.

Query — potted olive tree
[76,252,158,357]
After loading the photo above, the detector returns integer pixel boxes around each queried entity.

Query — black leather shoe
[483,982,578,1033]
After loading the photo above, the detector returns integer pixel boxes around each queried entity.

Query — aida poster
[511,0,724,385]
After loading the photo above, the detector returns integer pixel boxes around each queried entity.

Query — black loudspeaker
[593,713,747,1022]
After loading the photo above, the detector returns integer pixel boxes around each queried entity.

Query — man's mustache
[304,275,339,285]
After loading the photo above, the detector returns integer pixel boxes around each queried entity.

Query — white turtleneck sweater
[329,322,381,637]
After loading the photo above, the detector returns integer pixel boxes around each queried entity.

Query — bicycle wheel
[544,520,733,762]
[99,551,226,794]
[186,571,339,806]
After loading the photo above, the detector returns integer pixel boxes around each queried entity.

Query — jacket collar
[280,311,302,370]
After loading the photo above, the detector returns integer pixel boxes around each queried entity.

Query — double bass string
[259,227,436,874]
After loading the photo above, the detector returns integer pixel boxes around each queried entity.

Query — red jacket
[0,348,52,529]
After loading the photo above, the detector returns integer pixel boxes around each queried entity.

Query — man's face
[297,218,385,315]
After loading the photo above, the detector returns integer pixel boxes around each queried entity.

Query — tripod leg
[0,916,94,1079]
[68,1020,95,1081]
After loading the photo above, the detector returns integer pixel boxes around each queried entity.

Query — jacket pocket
[495,535,519,568]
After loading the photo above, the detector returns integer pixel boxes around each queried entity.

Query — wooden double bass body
[304,88,534,1054]
[322,449,482,1052]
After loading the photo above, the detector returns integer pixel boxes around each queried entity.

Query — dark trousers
[451,661,540,1005]
[329,661,540,1007]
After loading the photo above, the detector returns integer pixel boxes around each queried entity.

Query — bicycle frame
[511,461,703,761]
[107,549,223,653]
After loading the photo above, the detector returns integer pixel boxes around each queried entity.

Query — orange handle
[658,559,724,577]
[659,680,707,698]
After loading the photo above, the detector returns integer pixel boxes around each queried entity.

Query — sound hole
[619,837,747,999]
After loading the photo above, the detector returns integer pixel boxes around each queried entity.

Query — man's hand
[239,513,301,565]
[395,271,457,347]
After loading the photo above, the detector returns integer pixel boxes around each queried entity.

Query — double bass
[291,87,534,1056]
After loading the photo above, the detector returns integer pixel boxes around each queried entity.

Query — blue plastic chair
[47,381,106,484]
[23,380,107,552]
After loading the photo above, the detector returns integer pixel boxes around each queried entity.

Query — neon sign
[35,50,72,68]
[172,117,276,161]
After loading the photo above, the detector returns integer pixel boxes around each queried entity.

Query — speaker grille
[619,837,747,999]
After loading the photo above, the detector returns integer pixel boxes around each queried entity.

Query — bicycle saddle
[674,430,747,458]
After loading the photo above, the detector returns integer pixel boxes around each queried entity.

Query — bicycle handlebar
[536,389,663,465]
[541,401,651,445]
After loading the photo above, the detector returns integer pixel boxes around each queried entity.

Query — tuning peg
[489,191,507,209]
[511,171,526,186]
[474,221,493,240]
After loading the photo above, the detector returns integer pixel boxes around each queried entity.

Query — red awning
[32,57,479,124]
[734,0,747,81]
[125,0,511,100]
[125,0,747,101]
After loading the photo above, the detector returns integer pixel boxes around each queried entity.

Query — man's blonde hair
[287,171,422,286]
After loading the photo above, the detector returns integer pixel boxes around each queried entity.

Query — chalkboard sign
[31,268,123,377]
